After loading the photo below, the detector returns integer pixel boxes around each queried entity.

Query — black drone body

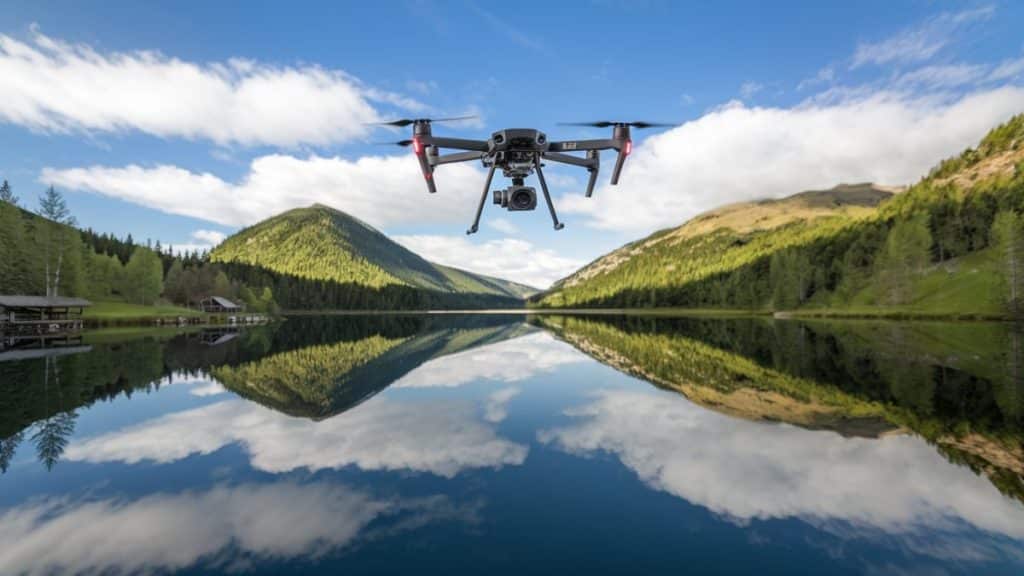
[377,118,669,234]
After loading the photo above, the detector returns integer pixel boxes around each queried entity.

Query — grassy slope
[537,184,892,307]
[83,298,202,320]
[211,204,533,299]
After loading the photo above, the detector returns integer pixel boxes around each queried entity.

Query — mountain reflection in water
[1,314,1022,575]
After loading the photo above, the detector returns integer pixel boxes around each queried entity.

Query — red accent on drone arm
[412,136,437,193]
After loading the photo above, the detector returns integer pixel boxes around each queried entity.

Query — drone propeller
[370,115,478,127]
[558,121,674,129]
[374,139,414,147]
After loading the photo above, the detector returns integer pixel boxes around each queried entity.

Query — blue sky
[1,0,1023,287]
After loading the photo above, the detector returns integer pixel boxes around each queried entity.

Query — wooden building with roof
[0,295,92,341]
[199,296,243,314]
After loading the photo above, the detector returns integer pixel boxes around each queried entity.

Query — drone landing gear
[467,163,497,235]
[534,159,565,231]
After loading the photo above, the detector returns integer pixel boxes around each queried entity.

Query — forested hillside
[533,115,1024,318]
[1,192,530,311]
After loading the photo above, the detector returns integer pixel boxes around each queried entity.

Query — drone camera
[493,186,537,211]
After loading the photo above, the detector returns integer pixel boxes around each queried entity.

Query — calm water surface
[1,314,1023,575]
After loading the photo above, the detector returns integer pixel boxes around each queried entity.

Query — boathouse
[0,296,92,339]
[199,296,243,314]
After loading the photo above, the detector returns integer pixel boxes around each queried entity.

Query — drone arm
[547,138,618,152]
[610,144,629,185]
[421,136,489,152]
[431,151,486,166]
[541,150,602,198]
[541,151,593,167]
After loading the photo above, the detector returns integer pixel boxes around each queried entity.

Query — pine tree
[37,186,77,298]
[0,179,18,205]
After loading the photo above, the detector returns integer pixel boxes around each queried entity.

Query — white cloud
[42,153,488,229]
[796,66,835,91]
[540,389,1024,554]
[850,5,994,69]
[392,235,584,289]
[739,81,763,99]
[0,482,468,575]
[489,217,519,234]
[191,229,226,245]
[0,31,427,147]
[894,63,988,89]
[65,394,528,478]
[989,55,1024,82]
[394,331,586,389]
[561,87,1024,234]
[484,387,521,423]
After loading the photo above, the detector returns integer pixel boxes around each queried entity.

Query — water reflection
[540,389,1024,558]
[1,313,1023,574]
[66,394,528,477]
[0,481,478,575]
[538,315,1024,503]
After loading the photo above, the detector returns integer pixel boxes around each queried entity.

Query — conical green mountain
[211,204,535,299]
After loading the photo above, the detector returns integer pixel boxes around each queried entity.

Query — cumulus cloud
[394,331,585,389]
[191,229,226,245]
[484,387,521,423]
[561,87,1024,234]
[392,235,584,289]
[0,482,471,575]
[850,5,994,69]
[42,153,487,229]
[65,394,528,478]
[540,389,1024,553]
[489,217,519,234]
[0,30,426,146]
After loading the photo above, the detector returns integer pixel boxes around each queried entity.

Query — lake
[2,314,1023,575]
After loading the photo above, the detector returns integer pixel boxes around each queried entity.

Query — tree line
[0,183,278,312]
[2,182,520,311]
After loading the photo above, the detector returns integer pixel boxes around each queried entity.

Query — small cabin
[0,295,92,339]
[199,296,243,314]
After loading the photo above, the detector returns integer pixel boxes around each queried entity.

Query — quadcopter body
[379,118,668,234]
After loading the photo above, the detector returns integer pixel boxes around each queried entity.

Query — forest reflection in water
[1,313,1023,574]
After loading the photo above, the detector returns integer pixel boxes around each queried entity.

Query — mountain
[210,204,536,301]
[550,182,896,295]
[533,114,1024,317]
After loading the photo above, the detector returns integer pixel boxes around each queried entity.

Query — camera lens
[511,189,534,209]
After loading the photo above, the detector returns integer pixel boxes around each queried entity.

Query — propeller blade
[369,119,416,127]
[368,115,477,127]
[427,115,478,123]
[629,121,675,129]
[373,140,414,147]
[558,121,674,129]
[558,121,615,128]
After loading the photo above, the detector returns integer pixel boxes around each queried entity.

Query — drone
[375,117,670,234]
